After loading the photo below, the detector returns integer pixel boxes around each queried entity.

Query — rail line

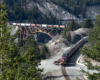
[42,72,52,80]
[61,65,70,80]
[66,68,85,80]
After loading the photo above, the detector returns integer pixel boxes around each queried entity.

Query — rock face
[34,32,52,43]
[71,34,82,44]
[26,0,77,20]
[86,6,100,19]
[27,0,100,19]
[70,28,90,44]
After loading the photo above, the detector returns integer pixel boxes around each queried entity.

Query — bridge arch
[19,27,63,40]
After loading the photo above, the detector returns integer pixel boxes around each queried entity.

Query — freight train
[11,23,66,28]
[61,36,88,65]
[59,18,96,21]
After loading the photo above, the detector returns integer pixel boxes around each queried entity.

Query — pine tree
[81,11,100,80]
[70,19,76,31]
[85,18,93,28]
[40,44,50,59]
[67,32,71,42]
[0,2,42,80]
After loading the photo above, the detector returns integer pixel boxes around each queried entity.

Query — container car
[60,25,65,28]
[47,25,53,28]
[12,23,16,26]
[31,24,36,27]
[61,36,88,65]
[53,25,59,28]
[25,23,30,26]
[36,24,41,27]
[16,23,21,26]
[21,23,25,26]
[42,24,47,28]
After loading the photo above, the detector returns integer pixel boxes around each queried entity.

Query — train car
[12,23,16,26]
[61,36,88,65]
[61,54,67,65]
[53,25,59,28]
[16,23,21,26]
[21,23,25,26]
[42,24,47,28]
[31,24,36,27]
[60,25,65,28]
[47,25,52,28]
[26,23,30,26]
[36,24,42,28]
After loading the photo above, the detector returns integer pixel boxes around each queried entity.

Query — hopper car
[61,36,88,65]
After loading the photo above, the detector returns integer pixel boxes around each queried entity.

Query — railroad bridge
[12,23,66,40]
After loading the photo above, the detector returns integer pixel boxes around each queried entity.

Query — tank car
[61,36,88,65]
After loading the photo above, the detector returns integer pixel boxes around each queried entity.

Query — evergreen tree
[40,44,50,59]
[0,2,42,80]
[70,19,79,31]
[81,18,93,28]
[81,11,100,80]
[85,18,94,28]
[67,32,71,42]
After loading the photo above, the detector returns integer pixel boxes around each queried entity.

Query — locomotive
[61,36,88,65]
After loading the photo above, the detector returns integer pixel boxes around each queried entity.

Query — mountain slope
[4,0,100,22]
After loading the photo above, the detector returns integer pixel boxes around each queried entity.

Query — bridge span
[12,23,66,40]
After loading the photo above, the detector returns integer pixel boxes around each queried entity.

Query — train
[61,36,88,65]
[11,23,66,28]
[59,18,96,21]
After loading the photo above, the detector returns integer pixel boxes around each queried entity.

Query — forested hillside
[51,0,100,18]
[4,0,100,23]
[5,0,60,24]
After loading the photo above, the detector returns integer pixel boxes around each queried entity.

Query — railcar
[31,24,36,27]
[42,24,47,28]
[36,24,41,28]
[47,25,53,28]
[53,25,59,28]
[12,23,16,26]
[25,23,30,27]
[60,25,65,28]
[16,23,21,26]
[61,36,88,65]
[21,23,25,26]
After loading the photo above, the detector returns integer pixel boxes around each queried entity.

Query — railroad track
[61,65,70,80]
[42,72,52,80]
[66,68,85,80]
